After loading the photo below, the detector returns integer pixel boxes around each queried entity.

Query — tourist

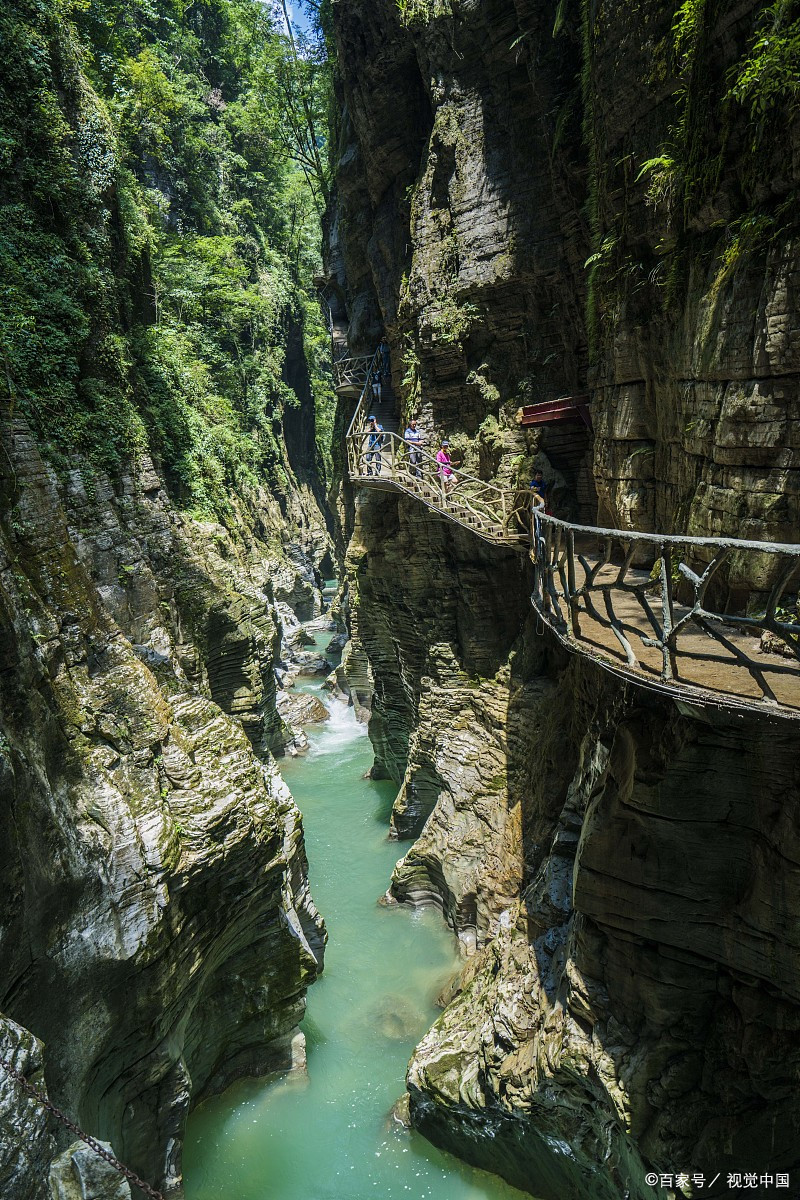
[379,335,390,380]
[404,417,424,479]
[372,370,382,406]
[529,469,548,511]
[436,439,456,497]
[365,415,384,476]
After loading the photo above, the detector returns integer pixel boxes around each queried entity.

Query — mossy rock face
[329,0,800,1195]
[0,414,327,1193]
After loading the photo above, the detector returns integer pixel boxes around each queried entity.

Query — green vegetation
[582,0,800,360]
[727,1,800,132]
[427,297,478,346]
[0,0,335,519]
[396,0,453,27]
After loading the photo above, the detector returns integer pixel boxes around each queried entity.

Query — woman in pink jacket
[436,439,456,496]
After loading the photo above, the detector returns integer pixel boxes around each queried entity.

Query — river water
[184,623,524,1200]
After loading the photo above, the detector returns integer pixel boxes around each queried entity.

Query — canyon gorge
[2,1,800,1199]
[325,0,800,1197]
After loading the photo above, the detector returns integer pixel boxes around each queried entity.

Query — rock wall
[0,410,329,1193]
[407,652,800,1198]
[587,0,800,561]
[345,486,538,951]
[329,0,800,1195]
[1,1016,54,1200]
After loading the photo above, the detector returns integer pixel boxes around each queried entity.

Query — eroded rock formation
[1,1016,54,1200]
[0,412,328,1192]
[329,0,800,1195]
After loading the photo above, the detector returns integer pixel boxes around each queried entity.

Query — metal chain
[0,1057,165,1200]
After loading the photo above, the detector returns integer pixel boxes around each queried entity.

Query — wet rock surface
[0,1016,55,1200]
[49,1143,131,1200]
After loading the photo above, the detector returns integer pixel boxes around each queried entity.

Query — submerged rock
[371,998,425,1042]
[387,1092,411,1131]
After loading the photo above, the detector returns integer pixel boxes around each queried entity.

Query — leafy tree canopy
[0,0,335,518]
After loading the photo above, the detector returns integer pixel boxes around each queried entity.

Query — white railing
[345,361,529,543]
[334,353,374,392]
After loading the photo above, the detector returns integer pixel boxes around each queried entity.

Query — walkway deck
[344,354,800,718]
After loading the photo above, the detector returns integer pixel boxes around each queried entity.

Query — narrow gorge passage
[183,620,524,1200]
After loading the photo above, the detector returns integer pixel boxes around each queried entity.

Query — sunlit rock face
[407,656,800,1197]
[330,0,800,1195]
[0,413,327,1193]
[0,1016,54,1200]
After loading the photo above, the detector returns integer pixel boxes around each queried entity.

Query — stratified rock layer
[0,1016,54,1200]
[407,654,800,1197]
[0,413,326,1192]
[329,0,800,1195]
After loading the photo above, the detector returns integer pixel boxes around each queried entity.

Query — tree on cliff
[0,0,335,513]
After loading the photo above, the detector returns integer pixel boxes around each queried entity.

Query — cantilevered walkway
[342,352,800,718]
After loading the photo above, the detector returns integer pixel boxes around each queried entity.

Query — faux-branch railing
[345,355,530,543]
[344,357,800,713]
[334,352,374,392]
[531,513,800,708]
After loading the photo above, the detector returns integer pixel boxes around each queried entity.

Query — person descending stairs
[362,356,399,479]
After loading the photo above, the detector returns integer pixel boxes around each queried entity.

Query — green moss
[427,296,478,346]
[0,0,334,520]
[581,0,800,353]
[396,0,454,28]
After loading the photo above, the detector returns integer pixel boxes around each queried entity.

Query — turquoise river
[184,625,527,1200]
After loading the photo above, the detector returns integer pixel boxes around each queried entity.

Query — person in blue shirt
[529,469,548,510]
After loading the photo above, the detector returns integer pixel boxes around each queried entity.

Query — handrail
[345,403,800,712]
[334,351,377,392]
[531,512,800,557]
[345,362,530,543]
[530,510,800,709]
[334,351,373,366]
[345,348,382,439]
[346,424,529,543]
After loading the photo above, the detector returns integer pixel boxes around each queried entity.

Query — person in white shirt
[404,417,423,478]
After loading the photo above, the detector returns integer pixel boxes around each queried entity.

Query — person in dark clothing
[379,336,390,380]
[529,469,548,511]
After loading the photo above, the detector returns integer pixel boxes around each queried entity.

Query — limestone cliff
[329,0,800,1195]
[1,1016,54,1200]
[0,409,328,1193]
[0,0,339,1188]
